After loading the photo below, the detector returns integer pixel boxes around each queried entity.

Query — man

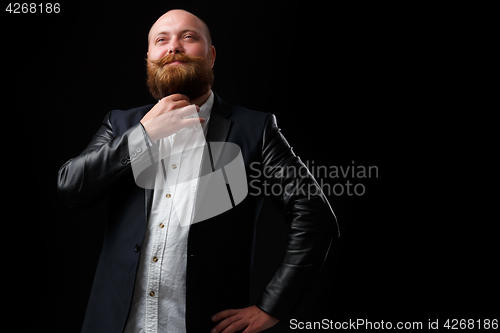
[58,9,338,333]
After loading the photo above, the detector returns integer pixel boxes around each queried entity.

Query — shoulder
[227,103,280,140]
[214,94,271,130]
[109,103,155,136]
[229,103,271,123]
[213,93,278,144]
[109,103,155,120]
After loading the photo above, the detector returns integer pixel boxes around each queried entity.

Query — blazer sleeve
[255,114,339,321]
[57,111,157,208]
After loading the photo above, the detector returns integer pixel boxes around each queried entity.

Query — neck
[190,87,212,107]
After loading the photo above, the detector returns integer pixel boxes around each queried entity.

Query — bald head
[148,9,212,47]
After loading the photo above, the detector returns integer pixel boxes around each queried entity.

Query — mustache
[148,53,206,67]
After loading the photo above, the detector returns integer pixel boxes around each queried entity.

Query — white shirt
[124,91,214,333]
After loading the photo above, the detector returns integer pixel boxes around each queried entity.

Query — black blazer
[57,93,338,333]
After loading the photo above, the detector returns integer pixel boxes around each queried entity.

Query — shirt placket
[144,135,184,333]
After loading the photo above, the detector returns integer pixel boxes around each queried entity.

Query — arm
[255,114,338,318]
[211,114,339,333]
[57,111,146,208]
[57,94,205,208]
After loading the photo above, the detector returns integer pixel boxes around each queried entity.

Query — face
[148,10,215,65]
[146,10,216,100]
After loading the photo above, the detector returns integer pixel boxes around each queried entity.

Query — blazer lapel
[205,93,232,170]
[145,188,154,223]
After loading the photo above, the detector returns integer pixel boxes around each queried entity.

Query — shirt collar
[198,90,214,121]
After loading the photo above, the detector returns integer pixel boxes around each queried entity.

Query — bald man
[58,9,338,333]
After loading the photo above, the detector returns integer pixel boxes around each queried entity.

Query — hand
[140,93,205,142]
[141,93,191,123]
[211,305,279,333]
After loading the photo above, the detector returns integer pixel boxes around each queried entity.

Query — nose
[167,38,183,54]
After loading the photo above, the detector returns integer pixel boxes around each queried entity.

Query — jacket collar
[210,92,232,119]
[205,92,233,169]
[207,92,232,142]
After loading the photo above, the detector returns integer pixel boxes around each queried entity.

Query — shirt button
[149,291,155,297]
[152,257,158,262]
[166,194,171,198]
[172,164,177,169]
[134,244,141,252]
[159,223,164,229]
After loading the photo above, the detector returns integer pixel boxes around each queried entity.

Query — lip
[167,60,184,66]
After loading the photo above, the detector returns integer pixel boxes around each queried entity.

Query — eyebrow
[155,29,200,38]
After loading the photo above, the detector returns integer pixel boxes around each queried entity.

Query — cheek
[184,44,210,58]
[148,48,168,61]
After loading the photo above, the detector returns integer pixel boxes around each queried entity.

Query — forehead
[149,11,205,41]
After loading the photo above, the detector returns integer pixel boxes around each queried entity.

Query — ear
[210,45,216,68]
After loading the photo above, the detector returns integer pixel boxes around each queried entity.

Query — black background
[3,1,497,332]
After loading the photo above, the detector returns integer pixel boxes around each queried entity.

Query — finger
[173,104,198,118]
[221,320,248,333]
[242,326,255,333]
[169,99,191,111]
[211,314,242,333]
[167,93,190,102]
[186,105,201,114]
[182,118,205,127]
[212,309,239,322]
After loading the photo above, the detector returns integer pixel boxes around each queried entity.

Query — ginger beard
[146,53,214,101]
